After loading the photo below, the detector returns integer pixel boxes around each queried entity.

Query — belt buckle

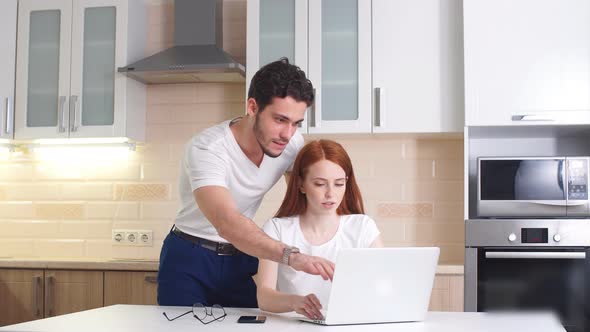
[216,243,234,256]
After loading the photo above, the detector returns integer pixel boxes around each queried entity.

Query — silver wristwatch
[282,245,300,265]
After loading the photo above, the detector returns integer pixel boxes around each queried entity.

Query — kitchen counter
[0,257,464,274]
[0,304,564,332]
[0,257,159,271]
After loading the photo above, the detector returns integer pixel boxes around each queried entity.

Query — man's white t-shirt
[174,119,304,243]
[262,214,380,307]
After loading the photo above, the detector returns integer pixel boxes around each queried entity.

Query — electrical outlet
[137,230,153,247]
[126,231,139,244]
[112,229,152,246]
[112,230,126,244]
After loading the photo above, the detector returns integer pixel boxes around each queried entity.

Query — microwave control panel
[567,158,588,200]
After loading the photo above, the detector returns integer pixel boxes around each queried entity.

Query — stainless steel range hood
[118,0,245,84]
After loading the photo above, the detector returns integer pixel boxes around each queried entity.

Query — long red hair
[275,139,365,218]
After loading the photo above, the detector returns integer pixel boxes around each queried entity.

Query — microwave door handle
[558,159,564,192]
[523,200,588,206]
[566,201,589,206]
[486,252,586,259]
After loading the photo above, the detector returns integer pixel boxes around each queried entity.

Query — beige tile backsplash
[0,0,464,264]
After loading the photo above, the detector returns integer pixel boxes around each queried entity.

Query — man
[158,58,335,307]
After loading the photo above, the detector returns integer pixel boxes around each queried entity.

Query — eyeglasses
[163,303,227,325]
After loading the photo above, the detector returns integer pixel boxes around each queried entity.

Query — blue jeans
[157,230,259,307]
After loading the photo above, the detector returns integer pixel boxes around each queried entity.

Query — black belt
[172,226,241,256]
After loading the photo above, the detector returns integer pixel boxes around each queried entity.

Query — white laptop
[299,247,440,326]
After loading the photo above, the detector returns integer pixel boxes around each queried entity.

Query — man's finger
[323,260,335,280]
[313,261,329,280]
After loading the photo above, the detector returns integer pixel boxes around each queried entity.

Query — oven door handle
[524,200,586,207]
[486,252,586,259]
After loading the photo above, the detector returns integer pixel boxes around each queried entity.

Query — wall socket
[112,229,153,246]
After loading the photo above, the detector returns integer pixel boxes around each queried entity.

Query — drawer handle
[31,276,42,318]
[45,275,55,317]
[511,114,555,122]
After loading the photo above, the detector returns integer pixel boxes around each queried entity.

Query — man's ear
[246,98,258,116]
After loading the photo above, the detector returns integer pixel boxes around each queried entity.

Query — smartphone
[237,315,267,324]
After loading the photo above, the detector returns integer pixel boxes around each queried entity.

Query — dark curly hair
[247,58,315,112]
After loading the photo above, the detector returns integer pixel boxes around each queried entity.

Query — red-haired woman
[255,139,384,320]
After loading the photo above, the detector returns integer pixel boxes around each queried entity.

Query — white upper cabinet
[372,0,464,133]
[246,0,309,132]
[307,0,372,134]
[15,0,147,141]
[0,0,17,140]
[465,0,590,126]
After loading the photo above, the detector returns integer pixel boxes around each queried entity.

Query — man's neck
[230,117,264,167]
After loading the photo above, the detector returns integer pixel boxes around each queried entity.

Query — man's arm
[194,186,335,280]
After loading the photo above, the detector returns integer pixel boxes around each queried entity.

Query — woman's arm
[255,258,323,319]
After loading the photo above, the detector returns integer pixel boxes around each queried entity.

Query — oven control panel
[521,228,548,244]
[567,158,588,200]
[466,219,590,247]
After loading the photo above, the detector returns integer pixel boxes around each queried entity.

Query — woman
[256,139,384,320]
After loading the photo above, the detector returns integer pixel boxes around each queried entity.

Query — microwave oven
[477,157,590,218]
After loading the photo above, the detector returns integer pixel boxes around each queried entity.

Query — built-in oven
[477,157,590,218]
[465,219,590,332]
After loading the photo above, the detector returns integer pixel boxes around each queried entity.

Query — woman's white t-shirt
[261,214,380,307]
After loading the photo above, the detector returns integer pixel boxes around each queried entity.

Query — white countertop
[0,257,464,274]
[0,304,564,332]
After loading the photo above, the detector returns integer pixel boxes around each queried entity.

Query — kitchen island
[0,304,565,332]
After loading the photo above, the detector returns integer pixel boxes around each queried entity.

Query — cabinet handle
[58,96,67,133]
[308,88,317,128]
[45,275,55,317]
[5,97,13,135]
[144,275,158,284]
[511,114,555,122]
[70,95,79,132]
[374,87,384,127]
[31,276,42,318]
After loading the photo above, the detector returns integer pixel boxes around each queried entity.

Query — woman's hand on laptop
[293,294,323,320]
[290,253,335,281]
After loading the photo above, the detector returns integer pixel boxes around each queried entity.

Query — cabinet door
[246,0,309,132]
[15,0,72,139]
[69,0,125,138]
[44,270,103,317]
[449,275,464,312]
[0,269,44,326]
[307,0,372,134]
[0,0,17,140]
[464,0,590,126]
[104,271,158,305]
[429,275,450,311]
[372,0,463,133]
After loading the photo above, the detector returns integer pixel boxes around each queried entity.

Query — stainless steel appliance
[477,157,590,218]
[118,0,245,84]
[465,219,590,332]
